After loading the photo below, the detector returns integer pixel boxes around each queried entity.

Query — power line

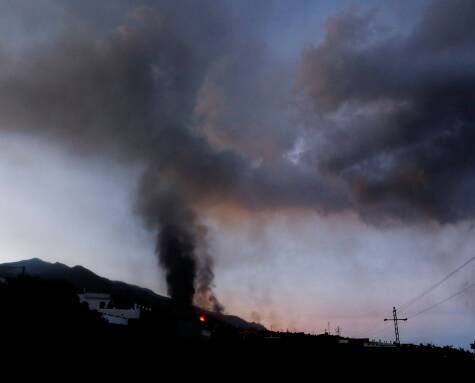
[366,323,392,340]
[397,254,475,313]
[352,316,392,340]
[408,283,475,319]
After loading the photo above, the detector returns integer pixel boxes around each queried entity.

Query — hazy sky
[0,0,474,348]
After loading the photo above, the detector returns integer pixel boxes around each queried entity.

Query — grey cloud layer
[298,0,475,223]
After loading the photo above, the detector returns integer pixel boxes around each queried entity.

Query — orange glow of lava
[199,314,206,323]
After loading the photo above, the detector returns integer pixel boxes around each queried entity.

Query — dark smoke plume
[0,3,239,310]
[137,176,222,309]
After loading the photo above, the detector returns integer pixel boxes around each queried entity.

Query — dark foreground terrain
[0,259,473,371]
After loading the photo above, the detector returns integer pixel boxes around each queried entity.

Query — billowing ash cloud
[298,0,475,223]
[0,3,241,309]
[0,1,339,309]
[0,0,474,307]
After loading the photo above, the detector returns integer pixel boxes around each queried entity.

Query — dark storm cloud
[298,0,475,223]
[0,1,338,209]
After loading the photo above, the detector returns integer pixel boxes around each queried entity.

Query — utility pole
[384,306,407,345]
[336,326,341,337]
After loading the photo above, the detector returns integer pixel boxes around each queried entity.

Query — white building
[78,293,112,310]
[78,292,140,325]
[99,306,141,325]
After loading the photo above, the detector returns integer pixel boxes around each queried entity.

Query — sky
[0,0,474,348]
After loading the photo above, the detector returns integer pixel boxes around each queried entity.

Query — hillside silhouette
[0,258,264,331]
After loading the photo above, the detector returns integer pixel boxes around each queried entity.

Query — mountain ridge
[0,257,265,331]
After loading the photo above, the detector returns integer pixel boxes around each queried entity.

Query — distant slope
[0,258,170,308]
[0,258,265,331]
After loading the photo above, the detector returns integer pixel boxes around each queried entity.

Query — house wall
[78,293,112,310]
